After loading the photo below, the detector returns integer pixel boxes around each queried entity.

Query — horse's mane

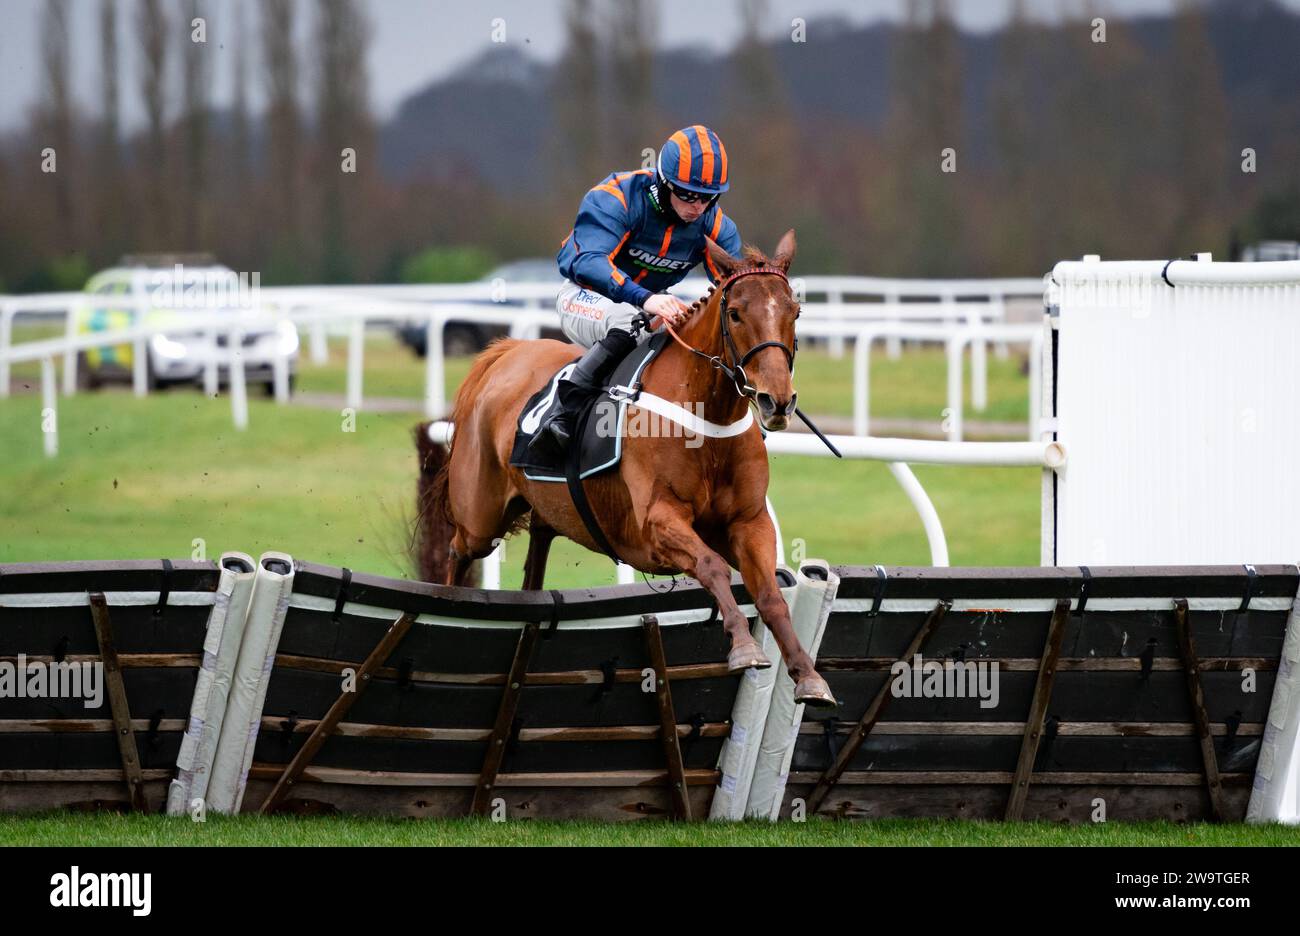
[688,244,774,314]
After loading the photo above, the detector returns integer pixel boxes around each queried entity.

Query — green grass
[1,813,1296,846]
[0,330,1041,581]
[0,383,1039,583]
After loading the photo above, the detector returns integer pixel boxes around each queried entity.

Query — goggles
[665,182,719,206]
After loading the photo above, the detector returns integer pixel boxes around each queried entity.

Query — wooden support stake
[807,599,950,814]
[88,593,147,812]
[260,611,416,814]
[471,621,539,816]
[1173,599,1226,822]
[1005,598,1069,820]
[641,614,691,821]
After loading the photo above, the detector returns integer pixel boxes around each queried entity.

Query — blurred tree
[222,0,256,270]
[986,0,1036,273]
[39,0,76,250]
[400,246,497,283]
[552,0,606,202]
[1045,2,1167,262]
[315,0,374,282]
[263,0,304,280]
[181,0,211,249]
[1167,0,1229,254]
[42,254,92,292]
[3,0,1299,289]
[725,0,798,252]
[875,0,966,275]
[1243,186,1300,241]
[606,0,657,166]
[96,0,125,264]
[137,0,171,247]
[230,0,251,180]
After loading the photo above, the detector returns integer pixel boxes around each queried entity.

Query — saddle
[507,329,761,565]
[508,330,670,482]
[506,332,674,565]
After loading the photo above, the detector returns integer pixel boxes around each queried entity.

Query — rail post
[41,356,58,458]
[61,295,80,397]
[0,298,11,398]
[425,310,446,419]
[346,314,364,412]
[229,321,248,430]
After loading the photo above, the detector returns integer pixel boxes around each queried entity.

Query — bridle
[648,263,841,457]
[661,265,798,400]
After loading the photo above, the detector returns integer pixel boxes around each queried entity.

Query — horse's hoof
[795,675,837,708]
[727,641,772,673]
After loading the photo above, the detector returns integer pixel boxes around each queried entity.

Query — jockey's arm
[562,190,654,310]
[704,210,744,285]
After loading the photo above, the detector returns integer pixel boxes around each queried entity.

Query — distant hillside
[379,0,1300,193]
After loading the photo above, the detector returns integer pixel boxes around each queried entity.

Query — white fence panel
[1046,257,1300,566]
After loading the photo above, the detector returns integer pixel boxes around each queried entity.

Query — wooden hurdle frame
[2,557,1297,823]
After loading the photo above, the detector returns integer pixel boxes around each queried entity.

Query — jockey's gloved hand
[643,293,691,329]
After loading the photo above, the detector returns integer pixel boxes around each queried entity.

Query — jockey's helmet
[656,126,730,197]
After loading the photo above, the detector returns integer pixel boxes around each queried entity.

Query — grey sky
[0,0,1281,133]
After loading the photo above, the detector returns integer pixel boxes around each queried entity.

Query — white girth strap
[608,386,754,439]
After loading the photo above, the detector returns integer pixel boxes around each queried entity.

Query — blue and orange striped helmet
[657,125,730,195]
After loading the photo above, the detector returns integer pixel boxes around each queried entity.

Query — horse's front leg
[727,511,836,707]
[645,497,772,673]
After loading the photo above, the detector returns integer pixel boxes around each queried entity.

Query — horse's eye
[795,307,802,320]
[729,309,742,323]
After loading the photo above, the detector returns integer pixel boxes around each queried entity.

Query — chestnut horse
[414,231,834,705]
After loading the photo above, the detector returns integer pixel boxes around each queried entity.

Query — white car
[76,257,299,394]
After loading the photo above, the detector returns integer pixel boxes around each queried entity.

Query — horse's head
[704,230,800,431]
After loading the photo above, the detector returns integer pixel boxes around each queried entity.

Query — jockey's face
[669,190,710,223]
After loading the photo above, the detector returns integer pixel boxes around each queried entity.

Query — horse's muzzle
[755,391,798,430]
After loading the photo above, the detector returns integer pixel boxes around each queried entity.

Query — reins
[655,265,843,458]
[662,265,795,400]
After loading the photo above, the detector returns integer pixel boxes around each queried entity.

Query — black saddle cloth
[508,330,669,481]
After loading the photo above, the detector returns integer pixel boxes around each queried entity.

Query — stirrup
[545,413,574,446]
[527,418,567,457]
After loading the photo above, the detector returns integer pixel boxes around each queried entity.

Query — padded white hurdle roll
[206,552,295,813]
[1248,571,1300,824]
[710,562,839,821]
[167,552,258,816]
[745,559,840,820]
[709,568,801,820]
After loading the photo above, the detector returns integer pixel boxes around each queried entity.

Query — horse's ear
[705,237,741,278]
[772,229,797,273]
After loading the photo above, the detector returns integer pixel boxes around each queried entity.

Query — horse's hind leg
[521,514,557,590]
[446,495,528,588]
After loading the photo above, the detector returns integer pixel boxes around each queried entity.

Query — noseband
[663,265,798,400]
[652,263,842,458]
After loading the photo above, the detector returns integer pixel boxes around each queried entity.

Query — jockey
[527,125,743,458]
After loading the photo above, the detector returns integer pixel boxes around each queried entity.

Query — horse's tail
[411,337,524,584]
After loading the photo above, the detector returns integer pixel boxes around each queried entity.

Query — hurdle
[4,555,1298,823]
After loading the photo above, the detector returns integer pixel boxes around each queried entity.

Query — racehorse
[413,230,834,706]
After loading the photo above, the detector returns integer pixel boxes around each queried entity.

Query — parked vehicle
[74,255,299,395]
[1240,240,1300,261]
[396,258,563,357]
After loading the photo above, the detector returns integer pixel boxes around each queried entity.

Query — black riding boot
[528,327,637,459]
